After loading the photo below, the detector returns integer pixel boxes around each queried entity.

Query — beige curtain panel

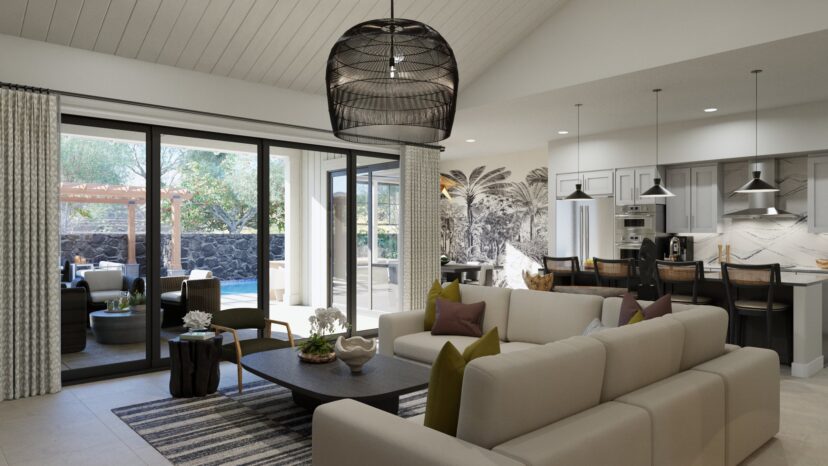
[0,87,61,399]
[401,146,440,311]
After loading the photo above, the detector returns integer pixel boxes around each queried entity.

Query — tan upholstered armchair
[211,308,295,393]
[160,270,221,327]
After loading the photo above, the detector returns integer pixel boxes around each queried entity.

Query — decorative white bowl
[335,336,377,373]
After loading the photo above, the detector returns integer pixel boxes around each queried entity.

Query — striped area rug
[112,380,428,465]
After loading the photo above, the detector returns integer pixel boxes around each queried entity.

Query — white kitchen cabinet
[615,166,664,205]
[664,164,720,233]
[665,167,691,232]
[556,170,614,198]
[615,168,636,205]
[808,155,828,233]
[690,165,721,233]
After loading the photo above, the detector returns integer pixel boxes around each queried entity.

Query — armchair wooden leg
[237,362,243,394]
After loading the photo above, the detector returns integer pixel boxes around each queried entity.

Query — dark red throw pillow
[617,293,672,326]
[431,298,486,337]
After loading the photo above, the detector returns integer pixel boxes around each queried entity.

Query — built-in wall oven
[614,204,665,260]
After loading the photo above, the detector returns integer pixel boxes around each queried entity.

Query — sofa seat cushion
[692,348,780,466]
[591,317,685,402]
[493,401,651,466]
[507,290,603,344]
[161,291,183,304]
[89,290,125,303]
[617,370,725,466]
[395,332,536,364]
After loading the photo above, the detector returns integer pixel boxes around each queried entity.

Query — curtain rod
[0,80,444,151]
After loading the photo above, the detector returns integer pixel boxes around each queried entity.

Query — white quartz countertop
[701,266,828,286]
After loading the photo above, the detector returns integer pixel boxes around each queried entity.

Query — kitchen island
[555,267,827,378]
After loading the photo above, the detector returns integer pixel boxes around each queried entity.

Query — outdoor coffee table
[241,348,430,413]
[89,310,146,344]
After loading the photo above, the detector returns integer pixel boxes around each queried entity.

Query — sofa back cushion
[456,336,606,449]
[459,285,511,340]
[667,306,728,370]
[590,317,685,402]
[507,290,603,344]
[81,269,123,292]
[189,269,213,280]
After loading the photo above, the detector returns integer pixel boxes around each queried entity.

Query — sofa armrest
[379,309,425,356]
[73,279,92,303]
[312,399,522,466]
[183,278,221,314]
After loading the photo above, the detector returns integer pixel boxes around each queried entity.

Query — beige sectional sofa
[313,285,779,466]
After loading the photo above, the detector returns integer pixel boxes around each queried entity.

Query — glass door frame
[60,113,399,384]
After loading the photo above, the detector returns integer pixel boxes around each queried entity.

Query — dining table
[441,263,482,283]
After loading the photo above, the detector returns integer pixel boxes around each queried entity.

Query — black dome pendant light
[641,88,674,198]
[564,104,593,201]
[325,0,459,145]
[734,69,779,193]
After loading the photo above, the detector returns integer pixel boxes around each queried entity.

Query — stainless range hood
[723,160,798,218]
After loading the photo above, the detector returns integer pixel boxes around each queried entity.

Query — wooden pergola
[60,183,193,270]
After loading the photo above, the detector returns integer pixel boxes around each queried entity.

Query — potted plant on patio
[128,291,146,312]
[298,307,347,364]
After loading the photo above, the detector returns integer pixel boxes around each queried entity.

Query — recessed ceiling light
[557,130,569,135]
[465,138,476,143]
[704,107,718,113]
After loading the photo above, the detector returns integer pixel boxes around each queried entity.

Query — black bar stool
[593,258,635,293]
[542,256,580,285]
[721,263,792,350]
[655,260,712,305]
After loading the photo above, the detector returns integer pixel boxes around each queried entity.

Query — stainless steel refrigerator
[555,197,615,264]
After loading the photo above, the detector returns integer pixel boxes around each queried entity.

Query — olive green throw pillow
[424,328,500,436]
[424,279,461,331]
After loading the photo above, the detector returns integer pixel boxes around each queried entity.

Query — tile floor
[2,364,826,465]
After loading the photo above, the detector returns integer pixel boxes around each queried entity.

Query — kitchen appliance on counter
[615,204,665,261]
[655,234,694,261]
[556,197,615,266]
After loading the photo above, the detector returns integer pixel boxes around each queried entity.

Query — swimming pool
[221,279,258,295]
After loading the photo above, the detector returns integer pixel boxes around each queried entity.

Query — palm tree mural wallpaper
[440,166,549,286]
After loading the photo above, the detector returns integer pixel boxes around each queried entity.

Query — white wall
[547,99,828,253]
[462,0,828,109]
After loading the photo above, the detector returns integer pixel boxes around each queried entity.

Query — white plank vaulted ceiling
[0,0,566,94]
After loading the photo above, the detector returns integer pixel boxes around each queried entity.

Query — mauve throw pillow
[431,298,486,337]
[618,292,673,326]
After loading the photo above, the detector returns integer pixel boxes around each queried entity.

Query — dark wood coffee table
[241,348,430,413]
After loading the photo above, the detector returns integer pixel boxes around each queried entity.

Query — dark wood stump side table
[169,336,222,398]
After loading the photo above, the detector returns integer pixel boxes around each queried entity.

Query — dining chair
[655,260,712,305]
[211,307,295,393]
[721,263,791,352]
[542,256,580,285]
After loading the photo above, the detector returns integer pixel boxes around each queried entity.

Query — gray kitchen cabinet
[808,155,828,233]
[665,167,691,232]
[615,166,663,205]
[665,164,720,233]
[690,165,720,233]
[556,170,613,198]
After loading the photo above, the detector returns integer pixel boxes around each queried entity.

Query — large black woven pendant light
[564,104,593,201]
[641,88,674,198]
[325,0,459,145]
[734,69,779,193]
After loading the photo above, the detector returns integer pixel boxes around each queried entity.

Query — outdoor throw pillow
[424,279,461,331]
[424,328,501,436]
[431,298,485,337]
[522,270,554,291]
[618,293,672,326]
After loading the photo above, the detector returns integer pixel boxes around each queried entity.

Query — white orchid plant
[299,307,348,355]
[182,310,212,332]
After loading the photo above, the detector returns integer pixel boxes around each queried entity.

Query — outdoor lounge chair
[160,269,221,327]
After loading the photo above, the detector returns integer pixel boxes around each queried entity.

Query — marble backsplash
[689,156,828,268]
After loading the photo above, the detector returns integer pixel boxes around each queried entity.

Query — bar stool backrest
[721,263,781,312]
[655,260,704,303]
[542,256,580,276]
[593,258,634,290]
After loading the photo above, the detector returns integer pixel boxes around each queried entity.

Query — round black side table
[169,335,223,397]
